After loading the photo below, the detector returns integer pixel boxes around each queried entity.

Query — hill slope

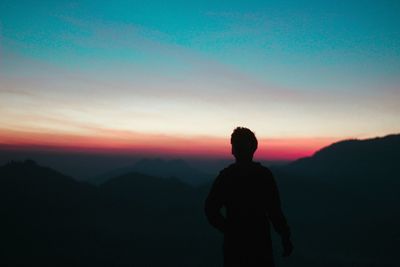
[285,134,400,181]
[91,158,212,186]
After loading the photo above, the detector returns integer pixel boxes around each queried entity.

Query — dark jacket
[204,161,290,267]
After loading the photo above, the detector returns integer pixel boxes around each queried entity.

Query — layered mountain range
[1,134,399,266]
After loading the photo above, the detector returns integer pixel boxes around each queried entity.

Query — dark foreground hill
[0,134,399,266]
[0,160,100,265]
[0,160,219,266]
[285,134,400,180]
[273,134,400,266]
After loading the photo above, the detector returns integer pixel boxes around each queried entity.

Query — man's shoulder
[256,163,274,176]
[218,162,273,176]
[218,163,236,176]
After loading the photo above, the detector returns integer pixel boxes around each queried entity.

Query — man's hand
[282,238,293,257]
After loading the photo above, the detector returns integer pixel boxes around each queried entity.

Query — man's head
[230,127,258,161]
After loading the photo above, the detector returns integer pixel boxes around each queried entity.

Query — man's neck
[235,159,253,164]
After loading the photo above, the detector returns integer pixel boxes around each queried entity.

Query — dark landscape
[1,134,399,266]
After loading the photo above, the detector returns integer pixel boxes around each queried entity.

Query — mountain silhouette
[91,158,212,186]
[0,134,399,266]
[0,160,218,266]
[0,160,101,266]
[273,134,400,267]
[0,160,98,213]
[99,171,198,214]
[286,134,400,180]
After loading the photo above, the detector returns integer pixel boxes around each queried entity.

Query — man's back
[205,161,290,267]
[204,127,292,266]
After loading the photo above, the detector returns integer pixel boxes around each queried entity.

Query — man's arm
[266,170,293,257]
[204,172,226,233]
[268,175,290,238]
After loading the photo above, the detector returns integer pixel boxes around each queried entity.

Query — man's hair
[230,127,258,156]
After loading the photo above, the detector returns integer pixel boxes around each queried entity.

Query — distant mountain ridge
[91,158,212,186]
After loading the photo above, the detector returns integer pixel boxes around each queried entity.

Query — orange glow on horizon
[0,129,339,161]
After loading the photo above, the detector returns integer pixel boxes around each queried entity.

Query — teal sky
[1,0,400,153]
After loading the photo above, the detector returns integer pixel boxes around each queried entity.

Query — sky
[0,0,399,161]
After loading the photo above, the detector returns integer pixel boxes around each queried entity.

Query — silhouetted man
[205,127,293,267]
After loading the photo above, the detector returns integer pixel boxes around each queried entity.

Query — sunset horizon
[0,128,396,161]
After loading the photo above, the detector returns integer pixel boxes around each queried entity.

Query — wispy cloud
[2,15,325,109]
